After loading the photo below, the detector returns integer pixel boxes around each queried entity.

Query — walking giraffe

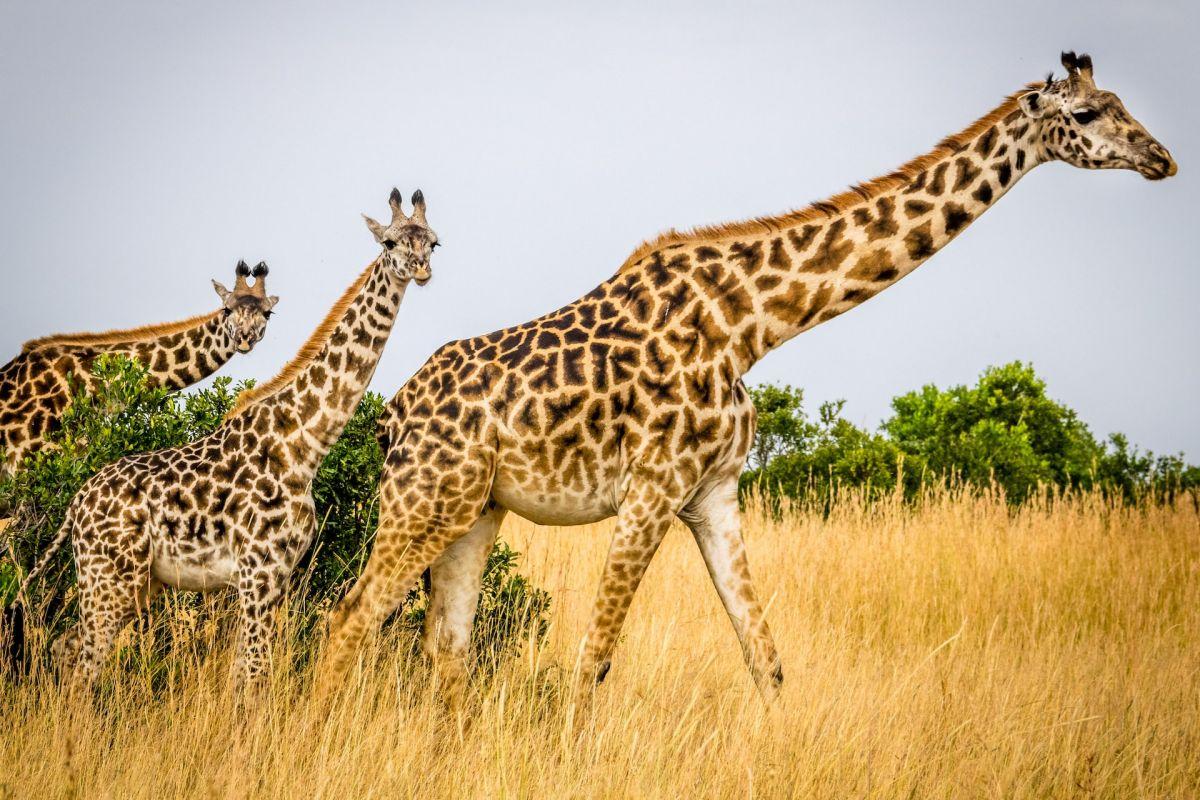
[316,52,1175,706]
[0,261,277,477]
[24,190,437,692]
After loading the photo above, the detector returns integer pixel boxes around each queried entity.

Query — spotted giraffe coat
[34,191,436,692]
[0,263,276,477]
[318,53,1176,707]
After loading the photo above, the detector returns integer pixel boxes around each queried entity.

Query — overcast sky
[2,1,1196,458]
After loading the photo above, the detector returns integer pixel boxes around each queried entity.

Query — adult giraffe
[22,190,436,692]
[317,52,1176,706]
[0,261,277,477]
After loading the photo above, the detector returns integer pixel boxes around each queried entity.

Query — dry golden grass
[2,490,1198,799]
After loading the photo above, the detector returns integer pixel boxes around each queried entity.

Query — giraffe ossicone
[19,189,437,694]
[314,51,1175,709]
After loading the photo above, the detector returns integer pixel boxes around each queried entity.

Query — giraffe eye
[431,241,440,249]
[1071,108,1099,125]
[264,310,274,319]
[222,308,233,317]
[383,239,396,250]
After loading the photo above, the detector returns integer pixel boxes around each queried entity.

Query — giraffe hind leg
[67,520,158,695]
[680,478,783,703]
[423,505,505,709]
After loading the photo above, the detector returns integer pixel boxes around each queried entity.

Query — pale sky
[2,1,1196,457]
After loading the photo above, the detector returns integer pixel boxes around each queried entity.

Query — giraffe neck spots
[243,264,406,479]
[615,102,1044,376]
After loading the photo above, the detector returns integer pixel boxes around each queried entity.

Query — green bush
[744,362,1198,505]
[1,355,550,677]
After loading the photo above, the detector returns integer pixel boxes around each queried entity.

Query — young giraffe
[316,53,1175,706]
[0,261,277,477]
[30,190,437,692]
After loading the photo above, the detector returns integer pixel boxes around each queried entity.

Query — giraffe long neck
[241,260,405,478]
[624,90,1046,378]
[122,314,238,389]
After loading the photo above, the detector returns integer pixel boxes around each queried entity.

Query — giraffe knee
[594,660,611,685]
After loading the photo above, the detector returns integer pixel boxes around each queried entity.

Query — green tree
[884,362,1104,500]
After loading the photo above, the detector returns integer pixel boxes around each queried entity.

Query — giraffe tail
[2,518,71,676]
[13,519,73,604]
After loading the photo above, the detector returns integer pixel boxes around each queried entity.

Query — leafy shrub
[744,362,1198,505]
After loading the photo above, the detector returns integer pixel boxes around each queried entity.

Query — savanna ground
[1,490,1197,799]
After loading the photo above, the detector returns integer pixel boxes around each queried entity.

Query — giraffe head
[363,188,439,285]
[1018,52,1177,180]
[211,261,279,353]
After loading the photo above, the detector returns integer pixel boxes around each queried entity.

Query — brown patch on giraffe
[952,157,982,192]
[800,219,853,273]
[905,221,935,260]
[787,224,820,255]
[865,197,899,241]
[767,237,792,270]
[763,280,807,321]
[846,249,898,282]
[695,263,753,324]
[728,241,764,275]
[927,162,949,196]
[942,202,973,236]
[904,199,933,219]
[797,283,834,328]
[975,125,998,158]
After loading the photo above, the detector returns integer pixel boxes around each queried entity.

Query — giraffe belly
[151,546,238,592]
[491,479,614,526]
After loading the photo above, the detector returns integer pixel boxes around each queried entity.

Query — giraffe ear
[266,295,280,311]
[212,279,231,303]
[363,213,386,242]
[1018,90,1052,119]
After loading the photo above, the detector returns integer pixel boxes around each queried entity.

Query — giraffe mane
[226,261,377,417]
[616,84,1040,274]
[19,311,221,354]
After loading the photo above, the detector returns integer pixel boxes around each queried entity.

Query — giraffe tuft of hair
[252,261,269,278]
[389,187,403,206]
[411,189,424,206]
[236,260,251,277]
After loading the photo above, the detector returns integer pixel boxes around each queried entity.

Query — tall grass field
[2,490,1197,798]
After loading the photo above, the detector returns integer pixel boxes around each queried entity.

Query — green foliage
[742,388,912,508]
[1,355,550,676]
[745,362,1198,505]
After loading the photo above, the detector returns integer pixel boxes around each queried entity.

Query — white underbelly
[491,481,614,526]
[151,548,238,591]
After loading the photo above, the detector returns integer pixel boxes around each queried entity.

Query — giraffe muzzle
[1138,144,1178,180]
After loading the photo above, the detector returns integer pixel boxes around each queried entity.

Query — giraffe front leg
[314,436,496,704]
[423,505,504,711]
[680,478,783,703]
[573,480,676,706]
